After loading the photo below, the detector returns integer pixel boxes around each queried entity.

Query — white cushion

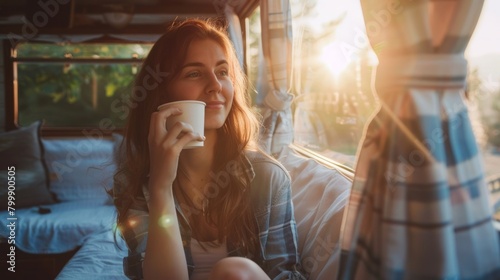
[43,138,116,204]
[278,147,352,280]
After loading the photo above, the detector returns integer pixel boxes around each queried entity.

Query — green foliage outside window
[16,43,152,128]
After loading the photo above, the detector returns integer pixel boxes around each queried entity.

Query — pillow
[277,146,352,280]
[0,121,56,208]
[43,137,117,204]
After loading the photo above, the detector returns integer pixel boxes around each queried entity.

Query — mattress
[0,200,117,254]
[56,229,128,280]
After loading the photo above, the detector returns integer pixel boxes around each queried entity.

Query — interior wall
[0,42,4,132]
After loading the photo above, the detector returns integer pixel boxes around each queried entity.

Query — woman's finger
[160,121,204,150]
[164,122,203,146]
[149,107,182,143]
[174,131,205,149]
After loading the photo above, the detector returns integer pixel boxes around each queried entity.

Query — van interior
[0,0,499,279]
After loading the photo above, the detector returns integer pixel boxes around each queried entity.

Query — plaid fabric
[340,0,500,279]
[115,150,306,280]
[259,0,294,154]
[224,5,244,67]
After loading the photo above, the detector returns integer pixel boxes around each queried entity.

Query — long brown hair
[113,18,261,257]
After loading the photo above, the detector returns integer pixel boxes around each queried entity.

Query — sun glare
[320,43,351,77]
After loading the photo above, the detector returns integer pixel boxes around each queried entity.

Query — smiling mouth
[205,102,224,109]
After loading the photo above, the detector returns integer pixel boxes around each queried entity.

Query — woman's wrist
[148,183,176,210]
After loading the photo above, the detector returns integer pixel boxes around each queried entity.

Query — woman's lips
[205,101,224,109]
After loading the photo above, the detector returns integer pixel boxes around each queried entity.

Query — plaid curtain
[340,0,500,279]
[224,4,244,67]
[258,0,294,154]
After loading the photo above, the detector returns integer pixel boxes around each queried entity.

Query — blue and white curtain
[258,0,294,154]
[340,0,500,279]
[223,4,244,67]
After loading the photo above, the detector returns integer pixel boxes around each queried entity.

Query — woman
[113,19,306,280]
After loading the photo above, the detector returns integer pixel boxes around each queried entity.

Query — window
[14,42,152,129]
[464,0,500,219]
[246,0,378,168]
[245,6,262,106]
[246,0,500,187]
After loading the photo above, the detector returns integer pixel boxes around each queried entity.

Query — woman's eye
[218,69,229,77]
[186,71,201,78]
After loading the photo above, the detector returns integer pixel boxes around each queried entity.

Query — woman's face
[166,39,234,130]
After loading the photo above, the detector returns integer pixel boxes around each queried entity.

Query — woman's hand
[147,107,204,194]
[144,107,198,280]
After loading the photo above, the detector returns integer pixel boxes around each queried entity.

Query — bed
[0,126,122,279]
[55,230,128,280]
[0,200,116,254]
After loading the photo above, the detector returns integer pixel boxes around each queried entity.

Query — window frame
[3,40,149,136]
[2,1,261,136]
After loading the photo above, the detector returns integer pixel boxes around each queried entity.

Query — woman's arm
[115,182,187,280]
[143,183,187,280]
[252,158,307,280]
[141,107,203,280]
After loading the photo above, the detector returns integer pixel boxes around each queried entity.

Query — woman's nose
[206,72,222,94]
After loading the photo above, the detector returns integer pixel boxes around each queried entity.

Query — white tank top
[190,239,228,280]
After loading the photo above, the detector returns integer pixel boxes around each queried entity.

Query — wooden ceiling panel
[0,0,232,38]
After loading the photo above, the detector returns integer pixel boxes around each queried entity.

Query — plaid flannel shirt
[115,150,306,280]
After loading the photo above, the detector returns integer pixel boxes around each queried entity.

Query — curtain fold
[258,0,294,154]
[224,4,244,67]
[340,0,500,279]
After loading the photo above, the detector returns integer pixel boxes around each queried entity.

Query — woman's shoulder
[244,150,292,214]
[243,149,291,202]
[244,149,290,180]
